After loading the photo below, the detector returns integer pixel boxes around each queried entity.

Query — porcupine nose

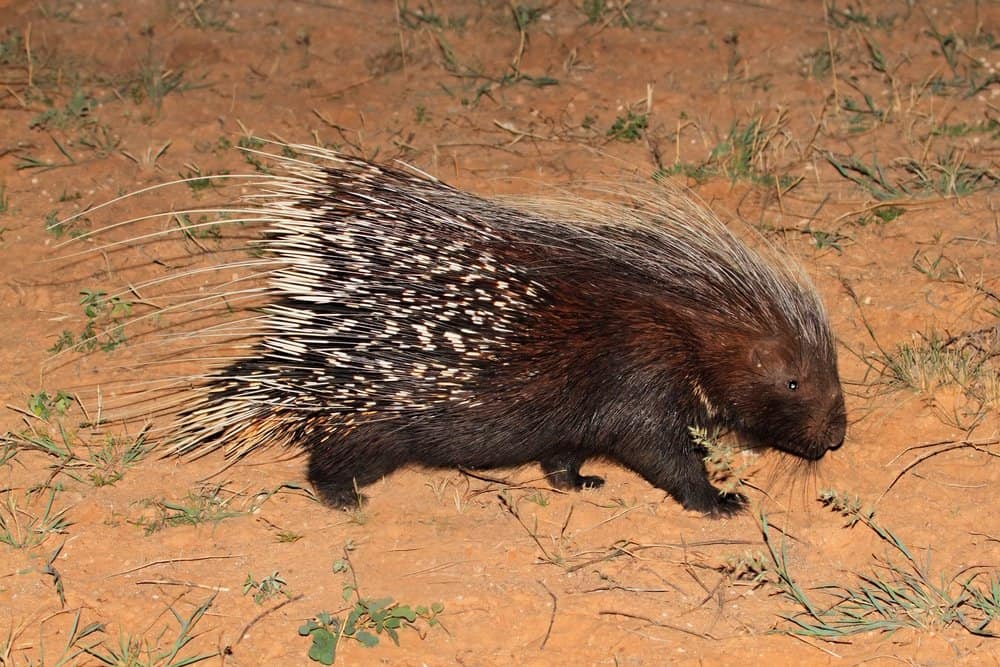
[824,394,847,452]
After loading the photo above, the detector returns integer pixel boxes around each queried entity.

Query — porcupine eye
[786,380,798,391]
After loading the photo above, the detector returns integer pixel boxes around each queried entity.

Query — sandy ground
[0,1,998,665]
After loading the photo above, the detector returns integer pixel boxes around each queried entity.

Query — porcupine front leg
[540,453,605,490]
[617,441,745,517]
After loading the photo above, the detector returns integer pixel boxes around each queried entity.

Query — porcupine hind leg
[305,430,408,508]
[540,453,605,490]
[618,443,745,517]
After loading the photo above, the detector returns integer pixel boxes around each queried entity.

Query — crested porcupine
[65,145,846,516]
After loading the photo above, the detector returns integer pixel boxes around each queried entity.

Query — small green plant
[827,151,997,199]
[130,60,186,112]
[300,548,444,664]
[607,109,648,142]
[662,114,795,187]
[825,2,896,30]
[44,209,90,238]
[300,601,444,665]
[243,571,289,604]
[581,0,611,24]
[808,228,847,252]
[175,212,222,244]
[50,289,132,353]
[840,92,886,132]
[873,206,904,223]
[901,150,998,197]
[238,134,269,172]
[512,3,543,29]
[930,118,999,138]
[710,117,794,185]
[799,47,834,79]
[825,152,905,200]
[131,482,299,534]
[29,89,97,130]
[28,390,73,420]
[0,183,8,213]
[523,490,549,507]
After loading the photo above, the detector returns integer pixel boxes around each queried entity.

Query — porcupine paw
[540,454,605,491]
[312,482,368,510]
[682,490,747,518]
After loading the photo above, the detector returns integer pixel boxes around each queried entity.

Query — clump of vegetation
[661,112,797,187]
[300,545,444,664]
[244,571,290,604]
[863,328,999,420]
[759,492,1000,638]
[132,484,253,535]
[0,486,72,549]
[606,109,648,142]
[84,596,219,665]
[693,426,752,496]
[49,289,132,353]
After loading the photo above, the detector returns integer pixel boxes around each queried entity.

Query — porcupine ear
[747,337,792,377]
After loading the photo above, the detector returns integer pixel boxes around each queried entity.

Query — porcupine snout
[806,390,846,460]
[824,391,847,451]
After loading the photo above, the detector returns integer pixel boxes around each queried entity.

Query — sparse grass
[84,595,219,666]
[6,396,153,488]
[761,493,1000,638]
[930,118,1000,139]
[29,88,96,130]
[132,484,251,535]
[180,164,227,192]
[44,208,90,238]
[237,134,268,172]
[128,60,186,112]
[825,1,897,30]
[865,329,998,403]
[0,486,71,549]
[825,150,997,200]
[130,482,306,535]
[662,113,796,187]
[174,212,222,244]
[397,3,466,31]
[7,610,106,666]
[82,432,153,487]
[580,0,636,26]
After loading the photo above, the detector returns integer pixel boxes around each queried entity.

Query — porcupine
[80,145,847,516]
